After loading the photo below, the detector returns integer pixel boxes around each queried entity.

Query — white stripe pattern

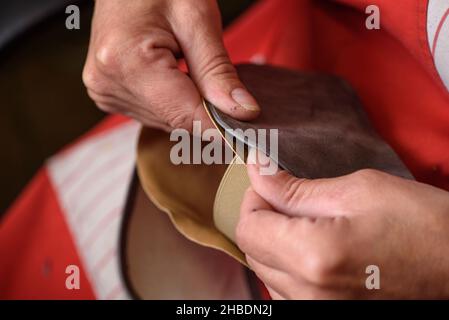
[47,120,141,300]
[427,0,449,91]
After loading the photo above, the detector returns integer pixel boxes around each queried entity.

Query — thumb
[173,3,260,121]
[247,149,346,218]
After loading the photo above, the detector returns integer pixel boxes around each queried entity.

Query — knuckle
[82,65,100,90]
[198,52,236,81]
[348,169,384,197]
[82,65,111,97]
[302,253,338,286]
[94,34,176,78]
[95,102,117,114]
[165,111,193,130]
[138,48,173,69]
[136,32,176,63]
[94,42,123,72]
[302,237,348,285]
[137,38,160,61]
[352,168,382,185]
[280,176,309,211]
[130,31,179,70]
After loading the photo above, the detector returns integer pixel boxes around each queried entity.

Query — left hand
[236,152,449,299]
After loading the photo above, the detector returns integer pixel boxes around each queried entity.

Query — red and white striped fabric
[1,0,449,299]
[0,115,134,299]
[47,119,139,300]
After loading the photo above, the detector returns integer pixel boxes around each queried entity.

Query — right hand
[82,0,260,132]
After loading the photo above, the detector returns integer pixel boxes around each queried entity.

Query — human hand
[236,151,449,299]
[83,0,259,131]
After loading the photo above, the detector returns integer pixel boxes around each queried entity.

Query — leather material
[137,64,413,265]
[137,128,246,264]
[213,156,249,243]
[206,64,413,179]
[122,183,251,299]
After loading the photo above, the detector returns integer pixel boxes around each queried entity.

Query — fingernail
[231,88,260,111]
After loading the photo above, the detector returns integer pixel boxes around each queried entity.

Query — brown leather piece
[206,64,413,180]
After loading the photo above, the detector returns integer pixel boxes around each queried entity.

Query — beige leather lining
[136,128,246,265]
[213,156,249,243]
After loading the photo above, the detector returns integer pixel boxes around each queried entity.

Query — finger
[238,188,351,274]
[172,1,260,121]
[265,286,285,300]
[246,255,293,300]
[122,56,211,132]
[237,189,310,270]
[85,29,213,132]
[86,88,173,131]
[247,255,347,300]
[240,186,274,212]
[135,115,173,132]
[247,149,347,218]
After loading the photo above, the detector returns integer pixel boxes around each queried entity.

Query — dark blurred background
[0,0,256,215]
